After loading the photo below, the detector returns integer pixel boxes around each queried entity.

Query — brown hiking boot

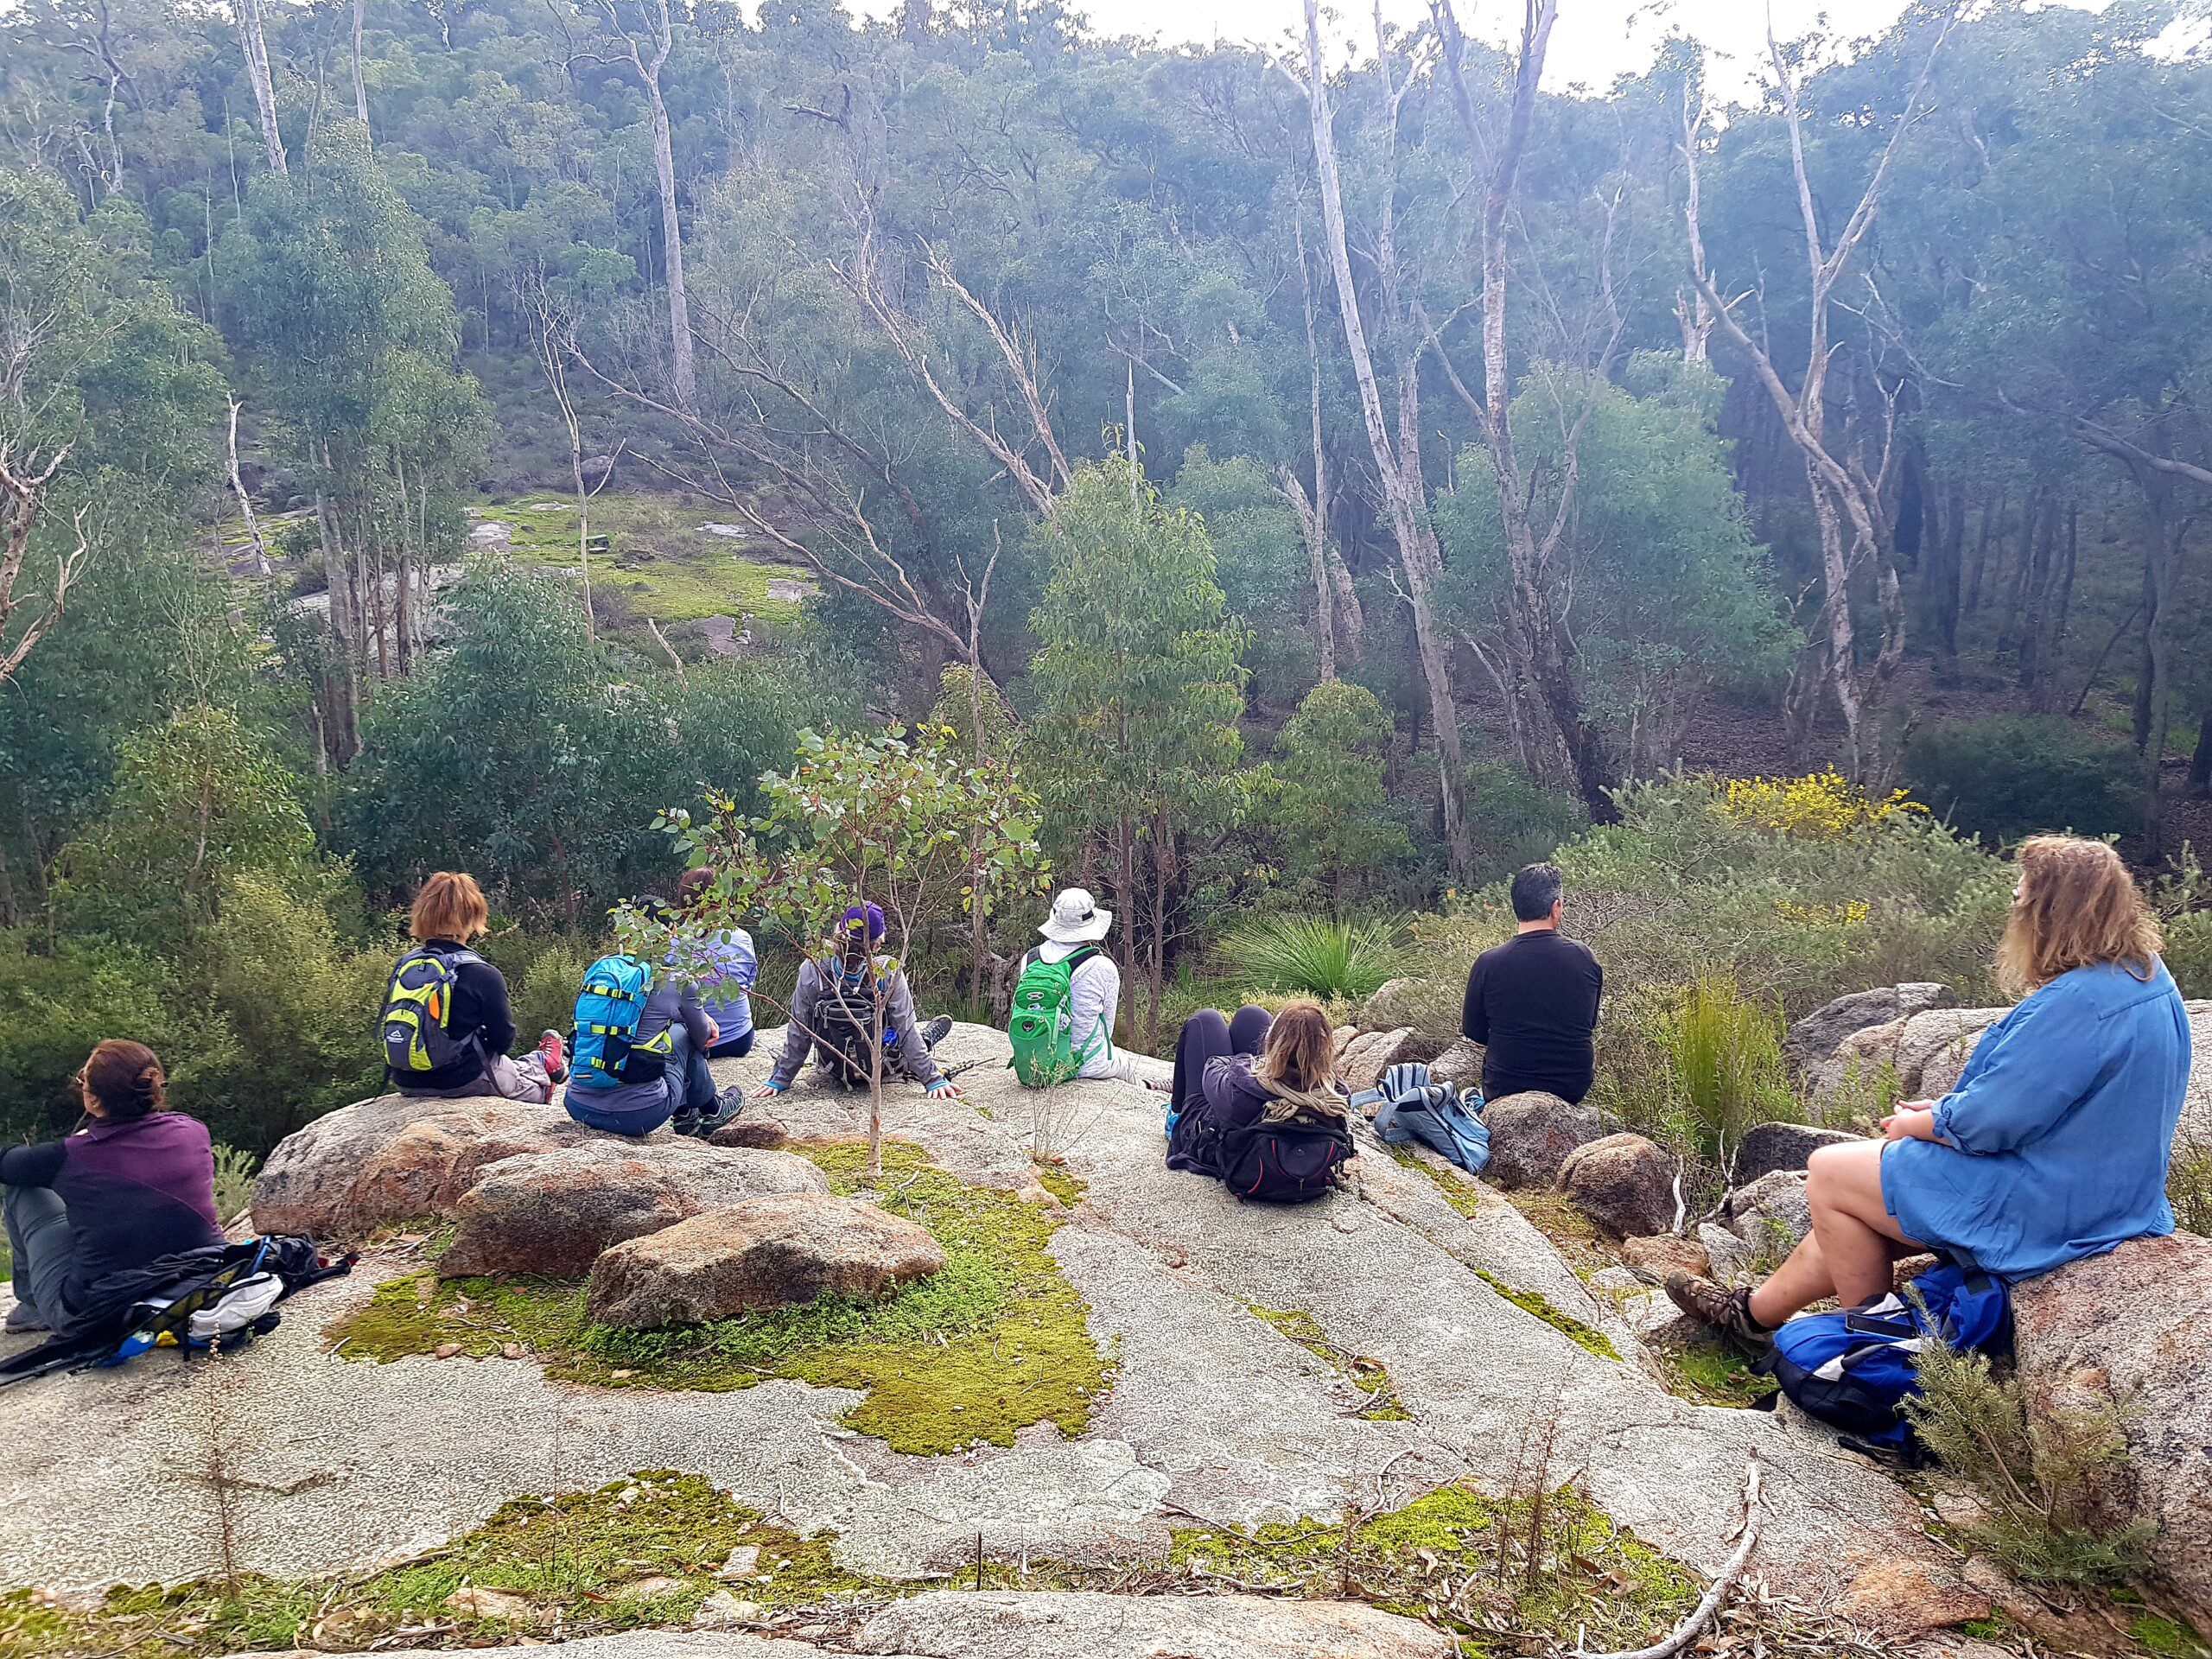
[1664,1272,1774,1350]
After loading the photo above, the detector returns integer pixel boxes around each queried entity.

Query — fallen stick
[1575,1448,1762,1659]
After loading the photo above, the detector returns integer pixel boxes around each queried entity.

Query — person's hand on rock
[749,1083,784,1101]
[926,1078,963,1100]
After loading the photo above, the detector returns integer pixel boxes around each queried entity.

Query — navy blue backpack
[1759,1257,2012,1459]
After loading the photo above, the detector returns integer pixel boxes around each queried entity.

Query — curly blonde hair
[1994,836,2161,997]
[1254,1000,1338,1095]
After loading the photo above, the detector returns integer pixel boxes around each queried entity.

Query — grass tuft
[1221,913,1406,1001]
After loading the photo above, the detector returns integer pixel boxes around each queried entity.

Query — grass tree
[641,725,1047,1179]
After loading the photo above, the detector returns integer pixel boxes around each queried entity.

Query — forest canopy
[3,0,2211,1147]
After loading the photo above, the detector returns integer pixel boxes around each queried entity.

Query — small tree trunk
[350,0,369,132]
[315,475,360,762]
[1964,487,2001,613]
[237,0,286,175]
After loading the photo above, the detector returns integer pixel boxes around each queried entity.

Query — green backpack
[1007,946,1103,1087]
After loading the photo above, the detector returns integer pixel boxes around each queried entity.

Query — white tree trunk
[237,0,287,175]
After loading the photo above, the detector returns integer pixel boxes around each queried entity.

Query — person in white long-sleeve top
[1014,888,1143,1084]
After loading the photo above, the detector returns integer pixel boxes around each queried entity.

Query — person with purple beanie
[751,903,960,1101]
[3,1041,225,1335]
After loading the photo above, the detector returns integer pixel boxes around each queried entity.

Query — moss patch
[1167,1479,1701,1650]
[2132,1613,2212,1657]
[1654,1329,1777,1408]
[1,1472,887,1659]
[1473,1269,1621,1363]
[324,1142,1108,1457]
[476,494,807,626]
[1032,1160,1087,1207]
[1247,1305,1408,1420]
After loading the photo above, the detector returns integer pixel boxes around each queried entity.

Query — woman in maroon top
[2,1041,224,1335]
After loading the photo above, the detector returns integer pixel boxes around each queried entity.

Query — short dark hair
[1510,862,1563,922]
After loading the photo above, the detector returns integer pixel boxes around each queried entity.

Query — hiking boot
[693,1086,748,1136]
[1664,1272,1775,1350]
[537,1029,569,1084]
[670,1111,703,1138]
[919,1014,954,1051]
[4,1301,50,1335]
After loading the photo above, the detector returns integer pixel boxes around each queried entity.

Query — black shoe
[695,1086,748,1135]
[671,1111,703,1138]
[920,1014,954,1050]
[5,1302,50,1335]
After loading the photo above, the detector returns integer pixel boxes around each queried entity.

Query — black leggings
[1170,1005,1273,1115]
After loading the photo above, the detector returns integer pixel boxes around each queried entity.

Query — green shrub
[1904,1320,2155,1590]
[1904,716,2141,845]
[1222,913,1406,1001]
[1652,973,1796,1162]
[0,932,192,1142]
[1463,761,1586,887]
[2149,850,2212,999]
[512,938,601,1046]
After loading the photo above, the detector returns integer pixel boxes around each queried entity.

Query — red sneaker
[537,1029,569,1084]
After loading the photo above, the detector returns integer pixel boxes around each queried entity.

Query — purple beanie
[841,902,886,941]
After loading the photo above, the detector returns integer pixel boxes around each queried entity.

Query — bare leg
[1747,1141,1925,1328]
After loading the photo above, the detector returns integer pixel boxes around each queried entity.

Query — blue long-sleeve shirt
[1880,959,2190,1281]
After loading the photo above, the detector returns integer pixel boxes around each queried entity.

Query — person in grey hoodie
[751,904,960,1101]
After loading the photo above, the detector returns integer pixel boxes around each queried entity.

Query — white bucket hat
[1040,887,1113,944]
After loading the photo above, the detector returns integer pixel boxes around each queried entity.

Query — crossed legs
[1745,1141,1929,1328]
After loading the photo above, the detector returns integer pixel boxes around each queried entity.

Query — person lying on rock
[1460,861,1603,1105]
[1165,999,1347,1172]
[676,865,758,1059]
[751,904,961,1102]
[567,901,741,1139]
[3,1041,226,1335]
[1667,835,2191,1347]
[382,871,568,1104]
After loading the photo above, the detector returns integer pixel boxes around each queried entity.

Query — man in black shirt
[1460,862,1603,1103]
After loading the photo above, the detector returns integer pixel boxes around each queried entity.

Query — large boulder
[855,1589,1457,1659]
[1894,1007,2006,1099]
[251,1094,648,1239]
[1722,1169,1813,1260]
[1785,982,1954,1072]
[1805,1016,1910,1112]
[1734,1121,1862,1185]
[1425,1038,1484,1090]
[587,1193,944,1328]
[2012,1231,2212,1632]
[1556,1133,1675,1239]
[1482,1091,1601,1190]
[439,1141,830,1277]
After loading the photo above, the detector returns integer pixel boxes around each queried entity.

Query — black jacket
[389,938,517,1092]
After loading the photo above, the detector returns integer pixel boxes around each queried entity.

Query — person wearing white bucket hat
[1008,888,1141,1084]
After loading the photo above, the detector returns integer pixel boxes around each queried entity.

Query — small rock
[588,1192,946,1328]
[432,1342,463,1359]
[1556,1133,1676,1238]
[500,1342,524,1360]
[1338,1027,1417,1090]
[1733,1121,1863,1185]
[714,1545,760,1580]
[1833,1560,1991,1638]
[1891,1252,1939,1292]
[692,1590,761,1629]
[1620,1234,1709,1281]
[1482,1091,1603,1190]
[443,1586,535,1621]
[1698,1222,1753,1286]
[1930,1490,1989,1531]
[1723,1169,1814,1260]
[1425,1037,1484,1089]
[1784,982,1954,1071]
[623,1575,686,1599]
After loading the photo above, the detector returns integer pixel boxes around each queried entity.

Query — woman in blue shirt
[677,867,756,1058]
[1670,836,2191,1344]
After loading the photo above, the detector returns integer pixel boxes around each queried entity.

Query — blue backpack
[1759,1257,2013,1459]
[569,955,670,1089]
[1351,1062,1491,1175]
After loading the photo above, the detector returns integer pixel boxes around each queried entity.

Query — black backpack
[1213,1115,1356,1204]
[810,978,885,1089]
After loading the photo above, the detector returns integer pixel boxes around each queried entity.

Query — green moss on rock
[324,1141,1108,1456]
[1247,1305,1408,1420]
[1472,1269,1620,1362]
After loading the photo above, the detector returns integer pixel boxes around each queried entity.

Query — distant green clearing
[476,493,810,626]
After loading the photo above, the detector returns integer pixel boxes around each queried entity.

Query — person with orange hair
[3,1042,225,1334]
[1669,836,2192,1344]
[381,872,568,1104]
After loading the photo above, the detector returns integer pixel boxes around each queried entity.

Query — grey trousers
[4,1183,75,1325]
[397,1051,557,1104]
